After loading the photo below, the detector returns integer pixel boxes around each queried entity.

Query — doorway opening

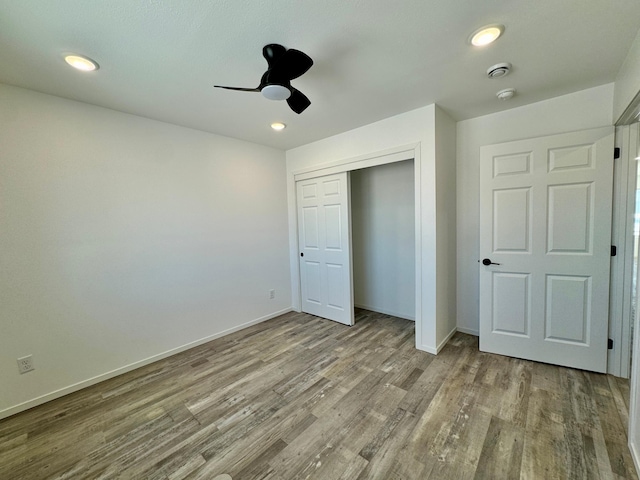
[351,160,416,323]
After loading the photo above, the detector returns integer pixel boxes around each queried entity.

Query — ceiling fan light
[262,84,291,101]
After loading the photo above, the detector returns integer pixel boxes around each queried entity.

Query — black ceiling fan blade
[214,85,260,92]
[262,44,287,68]
[287,88,311,114]
[275,49,313,80]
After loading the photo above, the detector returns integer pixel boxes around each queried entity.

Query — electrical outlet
[17,355,34,374]
[269,289,275,300]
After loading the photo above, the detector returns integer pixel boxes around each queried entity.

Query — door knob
[481,258,500,266]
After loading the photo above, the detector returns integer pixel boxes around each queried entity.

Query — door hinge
[611,245,617,256]
[614,147,621,159]
[608,338,614,350]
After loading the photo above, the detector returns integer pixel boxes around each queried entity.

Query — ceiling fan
[215,44,313,114]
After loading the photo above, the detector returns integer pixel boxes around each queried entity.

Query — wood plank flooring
[0,309,637,479]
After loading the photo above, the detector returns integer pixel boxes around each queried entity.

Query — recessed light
[470,25,505,47]
[64,54,99,72]
[271,122,286,131]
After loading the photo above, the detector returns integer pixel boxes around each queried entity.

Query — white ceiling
[0,0,639,150]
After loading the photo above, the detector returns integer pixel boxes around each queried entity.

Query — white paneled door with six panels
[297,172,354,326]
[479,127,614,372]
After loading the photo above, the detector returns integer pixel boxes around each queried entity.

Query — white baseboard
[457,326,479,336]
[436,327,458,353]
[419,344,438,355]
[354,303,415,321]
[0,307,293,420]
[417,326,457,355]
[630,439,640,478]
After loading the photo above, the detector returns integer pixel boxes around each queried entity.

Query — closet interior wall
[350,160,415,321]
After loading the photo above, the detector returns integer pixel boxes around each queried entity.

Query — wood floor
[0,310,637,479]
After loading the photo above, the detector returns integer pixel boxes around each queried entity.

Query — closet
[350,160,415,321]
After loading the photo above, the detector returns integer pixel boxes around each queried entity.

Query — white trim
[628,122,640,476]
[288,143,426,352]
[622,125,639,377]
[292,144,419,181]
[354,304,415,321]
[457,326,479,336]
[347,172,355,326]
[630,439,640,479]
[420,326,457,355]
[413,146,423,352]
[0,308,293,420]
[609,125,637,377]
[630,289,640,475]
[616,88,640,126]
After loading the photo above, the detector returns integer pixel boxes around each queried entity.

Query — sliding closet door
[297,172,354,326]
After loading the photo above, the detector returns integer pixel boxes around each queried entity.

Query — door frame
[608,125,639,377]
[625,122,640,475]
[289,143,422,349]
[631,249,640,480]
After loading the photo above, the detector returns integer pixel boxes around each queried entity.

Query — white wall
[0,84,291,418]
[456,84,614,335]
[286,104,456,354]
[435,106,457,343]
[614,28,640,123]
[351,161,415,320]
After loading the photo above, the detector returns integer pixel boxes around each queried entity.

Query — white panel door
[479,126,614,372]
[297,172,354,326]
